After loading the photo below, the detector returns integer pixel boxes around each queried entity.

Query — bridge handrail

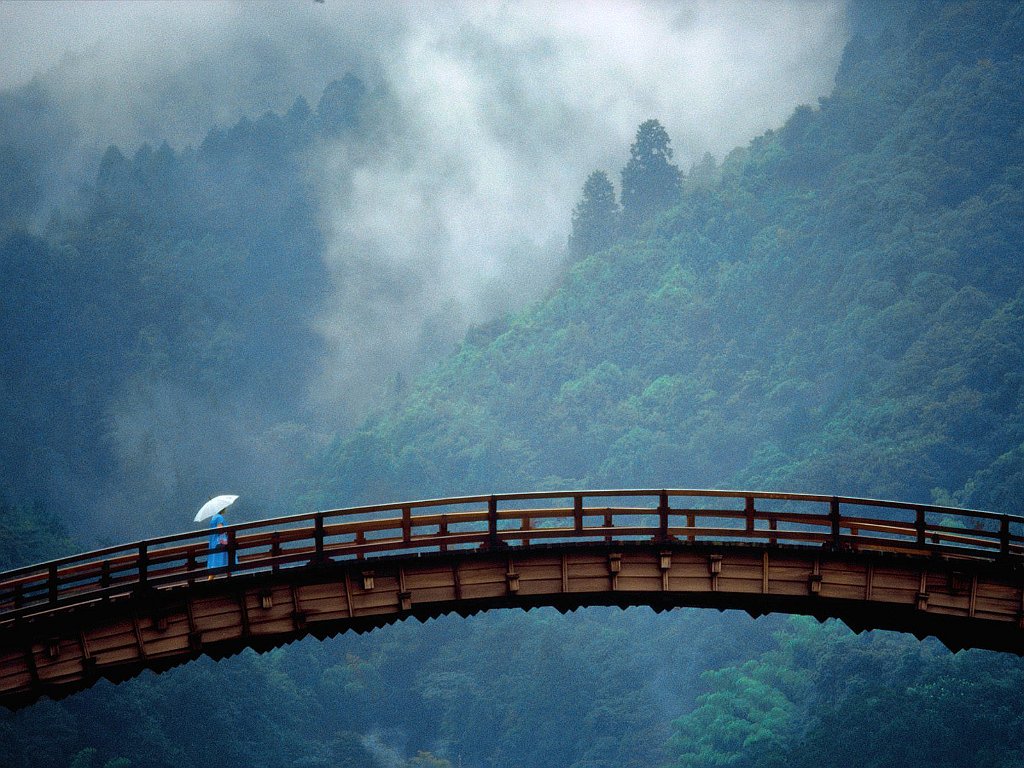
[1,489,1022,625]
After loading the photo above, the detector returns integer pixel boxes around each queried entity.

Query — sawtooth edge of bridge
[3,541,1024,710]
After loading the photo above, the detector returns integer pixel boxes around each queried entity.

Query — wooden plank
[238,591,251,638]
[344,569,355,618]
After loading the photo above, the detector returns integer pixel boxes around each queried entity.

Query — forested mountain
[0,75,380,538]
[3,2,1024,768]
[316,0,1024,515]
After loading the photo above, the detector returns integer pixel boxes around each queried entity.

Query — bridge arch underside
[3,542,1024,709]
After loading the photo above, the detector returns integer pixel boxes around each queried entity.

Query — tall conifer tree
[568,170,620,259]
[620,119,682,228]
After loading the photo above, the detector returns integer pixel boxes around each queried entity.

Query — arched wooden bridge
[2,489,1024,709]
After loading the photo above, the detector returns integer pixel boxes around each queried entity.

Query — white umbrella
[194,494,239,523]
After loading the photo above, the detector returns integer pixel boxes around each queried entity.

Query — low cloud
[1,1,849,530]
[308,0,848,417]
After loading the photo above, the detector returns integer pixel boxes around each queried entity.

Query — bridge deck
[2,489,1023,709]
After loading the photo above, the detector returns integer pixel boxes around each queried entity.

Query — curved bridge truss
[2,489,1024,709]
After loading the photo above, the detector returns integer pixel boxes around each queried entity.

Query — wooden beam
[506,558,520,595]
[399,567,412,610]
[344,570,355,618]
[609,553,621,591]
[238,591,251,638]
[131,614,147,660]
[809,558,822,595]
[452,562,463,601]
[916,570,929,610]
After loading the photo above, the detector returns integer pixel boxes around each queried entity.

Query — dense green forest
[3,1,1024,767]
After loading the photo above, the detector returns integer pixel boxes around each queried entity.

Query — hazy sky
[2,0,850,411]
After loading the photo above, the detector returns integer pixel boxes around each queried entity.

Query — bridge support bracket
[505,573,520,594]
[660,551,672,591]
[916,592,930,611]
[608,553,621,591]
[506,558,521,595]
[808,574,823,595]
[708,554,722,591]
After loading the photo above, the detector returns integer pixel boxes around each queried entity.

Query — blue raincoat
[207,512,229,569]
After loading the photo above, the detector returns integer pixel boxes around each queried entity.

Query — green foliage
[569,170,621,260]
[0,500,73,570]
[668,618,1024,768]
[69,748,97,768]
[621,119,682,229]
[406,752,451,768]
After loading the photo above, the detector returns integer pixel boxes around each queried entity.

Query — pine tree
[568,170,620,260]
[620,119,682,228]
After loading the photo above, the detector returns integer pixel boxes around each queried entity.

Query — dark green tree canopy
[317,73,367,134]
[568,169,620,260]
[620,118,682,227]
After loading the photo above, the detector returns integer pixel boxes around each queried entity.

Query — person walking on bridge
[194,494,239,577]
[207,512,229,576]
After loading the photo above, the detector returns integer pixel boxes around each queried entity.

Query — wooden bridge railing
[2,489,1022,628]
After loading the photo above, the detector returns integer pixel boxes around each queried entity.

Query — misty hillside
[316,0,1024,511]
[3,2,1024,768]
[0,75,386,536]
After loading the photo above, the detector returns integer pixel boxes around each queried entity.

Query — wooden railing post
[227,529,237,573]
[101,560,111,602]
[314,513,326,565]
[915,507,926,547]
[138,544,149,587]
[830,497,841,550]
[402,506,412,543]
[1000,517,1011,557]
[487,496,506,550]
[745,496,755,534]
[48,563,58,605]
[657,491,669,543]
[573,495,583,534]
[271,532,281,573]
